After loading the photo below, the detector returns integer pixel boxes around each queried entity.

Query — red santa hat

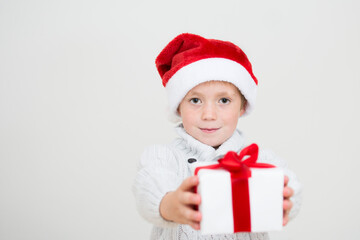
[155,33,258,120]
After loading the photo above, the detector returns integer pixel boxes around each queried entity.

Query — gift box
[192,144,284,235]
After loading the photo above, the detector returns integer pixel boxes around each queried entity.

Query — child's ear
[239,108,245,117]
[177,107,181,116]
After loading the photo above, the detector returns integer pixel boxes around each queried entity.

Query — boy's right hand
[159,176,202,230]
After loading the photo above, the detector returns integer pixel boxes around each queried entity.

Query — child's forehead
[188,80,238,93]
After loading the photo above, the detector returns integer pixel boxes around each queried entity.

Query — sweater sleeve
[132,144,182,228]
[258,149,302,221]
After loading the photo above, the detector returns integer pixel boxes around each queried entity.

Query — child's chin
[202,139,223,148]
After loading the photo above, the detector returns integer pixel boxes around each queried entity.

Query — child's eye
[219,98,230,104]
[190,98,201,104]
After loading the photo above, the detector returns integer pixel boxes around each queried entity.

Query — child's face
[178,81,245,148]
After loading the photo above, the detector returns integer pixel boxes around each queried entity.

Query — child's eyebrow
[187,91,203,97]
[215,91,236,96]
[187,91,237,97]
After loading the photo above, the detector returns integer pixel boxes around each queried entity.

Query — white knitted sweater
[133,125,302,240]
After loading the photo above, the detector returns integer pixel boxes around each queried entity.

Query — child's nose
[201,103,217,120]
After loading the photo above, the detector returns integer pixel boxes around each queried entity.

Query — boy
[133,33,301,239]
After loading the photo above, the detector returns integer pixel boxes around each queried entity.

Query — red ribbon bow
[195,143,274,177]
[218,143,274,178]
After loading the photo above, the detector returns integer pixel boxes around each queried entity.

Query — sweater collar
[174,124,246,162]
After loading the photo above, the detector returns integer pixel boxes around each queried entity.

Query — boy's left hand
[283,175,293,226]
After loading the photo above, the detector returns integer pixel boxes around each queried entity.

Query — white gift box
[192,161,284,235]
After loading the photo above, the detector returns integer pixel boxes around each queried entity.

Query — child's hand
[159,176,202,230]
[283,175,294,226]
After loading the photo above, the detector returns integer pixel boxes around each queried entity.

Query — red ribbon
[194,143,275,232]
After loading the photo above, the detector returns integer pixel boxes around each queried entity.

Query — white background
[1,0,359,239]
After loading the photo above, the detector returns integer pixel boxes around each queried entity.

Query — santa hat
[155,33,258,120]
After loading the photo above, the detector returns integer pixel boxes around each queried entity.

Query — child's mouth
[200,128,220,133]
